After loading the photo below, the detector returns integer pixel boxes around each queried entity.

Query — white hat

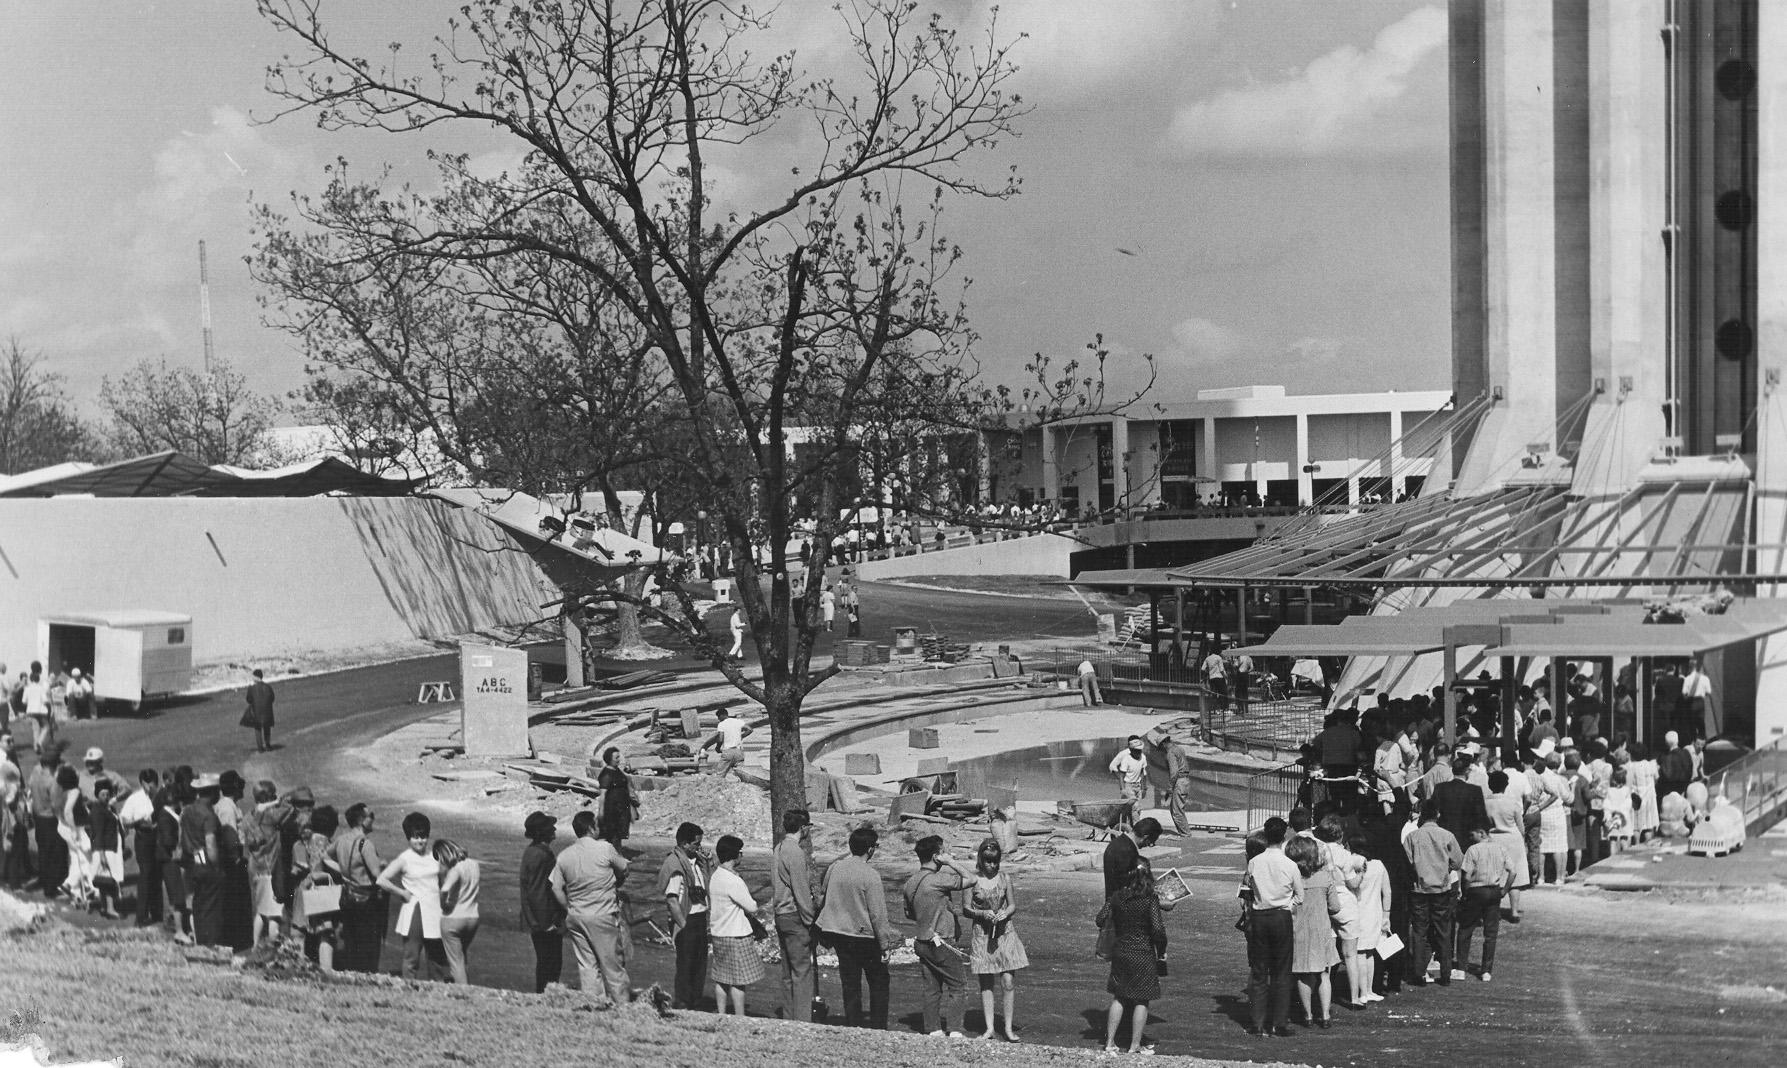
[1531,737,1557,760]
[1664,730,1680,745]
[83,746,104,763]
[70,667,82,678]
[1558,736,1576,750]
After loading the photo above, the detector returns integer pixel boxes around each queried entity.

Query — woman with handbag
[433,838,481,985]
[706,834,765,1016]
[293,805,343,972]
[331,803,385,973]
[1099,860,1167,1055]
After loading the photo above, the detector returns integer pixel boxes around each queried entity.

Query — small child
[1602,767,1635,853]
[89,779,125,919]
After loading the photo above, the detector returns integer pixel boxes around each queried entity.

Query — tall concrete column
[1040,426,1060,505]
[1295,412,1313,505]
[1110,418,1131,509]
[1571,0,1669,503]
[1454,0,1562,495]
[1201,418,1218,493]
[1752,0,1787,744]
[1388,409,1405,498]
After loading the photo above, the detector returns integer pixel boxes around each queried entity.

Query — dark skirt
[1106,937,1161,1002]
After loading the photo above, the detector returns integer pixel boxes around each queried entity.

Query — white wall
[0,497,552,667]
[855,533,1077,580]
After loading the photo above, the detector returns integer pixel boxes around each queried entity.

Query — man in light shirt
[656,821,713,1009]
[1244,817,1300,1036]
[702,705,753,781]
[552,809,632,1005]
[1108,736,1148,803]
[1201,647,1229,711]
[1404,799,1464,985]
[770,809,823,1022]
[1077,659,1103,706]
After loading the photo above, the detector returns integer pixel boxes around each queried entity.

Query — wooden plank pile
[836,640,881,667]
[918,633,972,663]
[595,669,678,690]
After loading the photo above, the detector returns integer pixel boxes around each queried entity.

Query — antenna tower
[199,240,216,373]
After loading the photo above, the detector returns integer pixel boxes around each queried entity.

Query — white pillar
[1295,412,1313,506]
[1040,427,1059,505]
[1387,409,1405,498]
[1201,418,1218,498]
[1110,418,1131,509]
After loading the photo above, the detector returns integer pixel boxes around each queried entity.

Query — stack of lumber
[836,640,880,666]
[595,669,678,690]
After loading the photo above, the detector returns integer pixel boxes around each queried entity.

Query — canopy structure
[0,451,419,498]
[430,487,668,589]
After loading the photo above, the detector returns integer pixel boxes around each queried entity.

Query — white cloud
[1171,317,1243,365]
[1161,6,1446,157]
[1283,336,1345,367]
[985,0,1219,91]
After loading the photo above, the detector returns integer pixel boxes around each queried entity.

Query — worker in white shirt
[1201,647,1229,711]
[1077,660,1102,706]
[702,705,753,780]
[1108,736,1149,803]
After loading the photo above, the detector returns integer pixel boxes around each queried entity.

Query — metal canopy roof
[0,451,419,498]
[1228,623,1448,657]
[1060,567,1194,590]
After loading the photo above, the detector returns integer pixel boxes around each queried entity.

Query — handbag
[301,882,342,917]
[747,910,769,942]
[1094,895,1117,961]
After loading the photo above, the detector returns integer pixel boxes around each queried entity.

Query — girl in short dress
[963,839,1028,1042]
[377,811,446,981]
[1098,861,1167,1055]
[1288,836,1343,1028]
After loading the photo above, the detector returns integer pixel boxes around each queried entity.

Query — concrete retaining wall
[854,532,1076,580]
[0,497,552,667]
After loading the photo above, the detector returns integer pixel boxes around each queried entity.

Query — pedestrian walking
[377,812,447,981]
[701,706,752,781]
[727,607,746,660]
[707,834,765,1016]
[331,803,385,973]
[433,839,481,984]
[520,811,565,992]
[552,809,632,1005]
[240,669,276,752]
[902,834,972,1038]
[658,821,714,1009]
[770,809,822,1022]
[1099,861,1167,1055]
[22,663,52,756]
[963,838,1027,1042]
[818,826,900,1029]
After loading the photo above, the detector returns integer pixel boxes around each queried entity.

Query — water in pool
[952,736,1250,812]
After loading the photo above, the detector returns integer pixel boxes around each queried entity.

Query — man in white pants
[702,706,753,780]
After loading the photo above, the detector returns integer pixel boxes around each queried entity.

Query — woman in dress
[1348,832,1391,1006]
[706,834,765,1016]
[1484,770,1530,921]
[1562,751,1590,876]
[242,781,286,946]
[962,838,1028,1042]
[1098,860,1167,1055]
[377,811,446,980]
[292,805,343,972]
[1287,835,1342,1029]
[1537,754,1571,885]
[1314,817,1363,1008]
[88,778,126,919]
[55,765,94,907]
[433,838,480,984]
[596,748,638,844]
[1627,742,1660,841]
[1603,766,1636,854]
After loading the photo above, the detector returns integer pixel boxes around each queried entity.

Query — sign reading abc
[460,643,530,757]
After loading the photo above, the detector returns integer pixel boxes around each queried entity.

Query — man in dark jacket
[243,670,275,752]
[520,810,565,992]
[1432,753,1490,846]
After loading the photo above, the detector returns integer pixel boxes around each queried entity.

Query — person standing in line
[1243,816,1300,1037]
[1077,659,1103,706]
[213,770,253,950]
[433,839,481,984]
[1158,735,1197,837]
[0,732,28,890]
[87,778,125,918]
[551,809,632,1006]
[707,834,765,1017]
[657,821,714,1010]
[1287,836,1342,1028]
[241,669,276,753]
[1349,832,1392,1006]
[181,775,227,945]
[962,838,1028,1042]
[817,826,900,1029]
[1483,770,1530,923]
[771,809,823,1022]
[155,785,192,944]
[120,769,160,925]
[27,742,67,898]
[1455,826,1512,982]
[291,805,343,971]
[1099,862,1168,1055]
[377,811,446,981]
[702,707,753,781]
[1403,799,1464,985]
[332,803,383,973]
[243,781,287,946]
[902,834,972,1038]
[1107,736,1148,806]
[520,811,565,992]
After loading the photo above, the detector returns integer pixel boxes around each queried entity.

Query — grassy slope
[0,922,1274,1068]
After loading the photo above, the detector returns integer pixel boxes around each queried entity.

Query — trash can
[712,577,733,602]
[890,626,920,657]
[528,662,544,701]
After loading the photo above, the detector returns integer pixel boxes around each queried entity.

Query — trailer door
[93,627,144,704]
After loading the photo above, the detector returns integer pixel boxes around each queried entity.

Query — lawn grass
[0,918,1258,1067]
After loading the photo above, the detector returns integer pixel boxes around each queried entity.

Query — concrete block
[915,756,951,776]
[844,752,881,776]
[909,727,940,749]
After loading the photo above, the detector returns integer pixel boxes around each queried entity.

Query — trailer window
[167,628,186,644]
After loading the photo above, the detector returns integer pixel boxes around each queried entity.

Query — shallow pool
[952,735,1251,813]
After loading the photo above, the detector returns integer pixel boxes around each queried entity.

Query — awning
[1226,622,1449,658]
[1062,568,1195,591]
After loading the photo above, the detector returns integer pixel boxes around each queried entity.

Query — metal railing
[1706,734,1787,836]
[1245,762,1305,833]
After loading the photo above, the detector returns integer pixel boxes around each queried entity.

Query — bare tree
[98,357,281,466]
[0,338,100,475]
[256,0,1148,826]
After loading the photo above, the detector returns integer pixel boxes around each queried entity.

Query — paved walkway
[1580,823,1787,891]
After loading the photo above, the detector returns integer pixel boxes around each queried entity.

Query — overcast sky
[0,0,1451,417]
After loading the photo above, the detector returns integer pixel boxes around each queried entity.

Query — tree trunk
[608,571,672,661]
[765,675,807,833]
[563,604,586,688]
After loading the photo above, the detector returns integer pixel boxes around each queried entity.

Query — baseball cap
[84,746,104,763]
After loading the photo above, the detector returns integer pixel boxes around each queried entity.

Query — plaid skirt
[709,934,765,986]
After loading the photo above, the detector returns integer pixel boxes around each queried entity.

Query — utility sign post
[460,643,530,757]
